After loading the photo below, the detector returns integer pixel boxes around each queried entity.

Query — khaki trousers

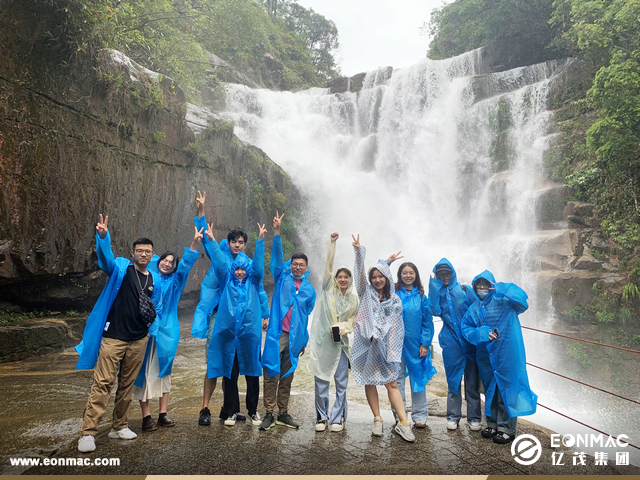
[80,335,149,436]
[263,331,294,414]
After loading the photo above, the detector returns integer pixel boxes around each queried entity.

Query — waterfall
[221,50,640,466]
[223,50,571,302]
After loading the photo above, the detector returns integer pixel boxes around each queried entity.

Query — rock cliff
[0,5,297,311]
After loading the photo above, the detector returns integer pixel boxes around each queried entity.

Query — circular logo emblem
[511,434,542,465]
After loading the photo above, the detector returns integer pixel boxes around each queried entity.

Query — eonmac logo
[511,434,542,465]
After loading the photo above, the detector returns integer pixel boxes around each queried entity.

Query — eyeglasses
[134,249,153,255]
[291,263,307,268]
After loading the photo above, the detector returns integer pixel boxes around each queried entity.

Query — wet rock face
[0,6,295,310]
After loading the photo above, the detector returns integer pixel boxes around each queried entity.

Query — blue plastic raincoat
[262,235,316,379]
[75,232,161,370]
[191,215,269,339]
[428,258,477,394]
[396,286,437,392]
[133,247,199,387]
[205,238,265,378]
[461,270,537,418]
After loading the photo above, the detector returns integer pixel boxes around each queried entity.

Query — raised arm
[204,223,227,284]
[493,282,529,314]
[252,223,267,287]
[172,227,202,290]
[322,233,339,289]
[352,234,366,298]
[270,211,286,281]
[95,214,116,276]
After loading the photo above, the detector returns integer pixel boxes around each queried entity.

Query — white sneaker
[108,427,137,440]
[372,416,383,437]
[315,420,328,432]
[394,422,416,443]
[224,413,237,426]
[330,420,344,432]
[249,412,261,426]
[468,421,482,431]
[78,435,96,453]
[446,421,458,430]
[414,420,427,429]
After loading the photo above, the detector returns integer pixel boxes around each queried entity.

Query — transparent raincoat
[351,246,404,385]
[461,270,538,417]
[307,241,359,382]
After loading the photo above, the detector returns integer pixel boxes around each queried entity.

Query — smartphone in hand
[331,325,341,343]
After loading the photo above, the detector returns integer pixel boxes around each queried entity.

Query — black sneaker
[236,412,246,422]
[493,432,515,444]
[481,427,497,439]
[259,412,275,431]
[199,407,211,426]
[276,412,300,429]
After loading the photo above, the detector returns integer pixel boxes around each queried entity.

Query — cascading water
[221,50,638,465]
[224,51,565,296]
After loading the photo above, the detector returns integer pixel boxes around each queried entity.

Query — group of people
[74,192,537,453]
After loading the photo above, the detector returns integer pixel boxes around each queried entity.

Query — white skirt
[132,337,171,402]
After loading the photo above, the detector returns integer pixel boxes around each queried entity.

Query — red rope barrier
[522,325,640,354]
[527,363,640,405]
[537,403,640,451]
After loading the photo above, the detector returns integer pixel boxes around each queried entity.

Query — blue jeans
[314,350,349,424]
[391,359,429,423]
[487,387,517,434]
[446,359,481,424]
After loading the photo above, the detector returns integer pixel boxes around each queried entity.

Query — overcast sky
[297,0,446,77]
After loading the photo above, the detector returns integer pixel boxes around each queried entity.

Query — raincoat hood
[432,258,459,288]
[472,270,496,302]
[229,252,253,285]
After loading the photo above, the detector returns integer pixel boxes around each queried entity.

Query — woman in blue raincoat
[350,235,415,443]
[393,262,436,428]
[205,223,266,425]
[461,270,537,444]
[428,258,482,431]
[133,227,202,431]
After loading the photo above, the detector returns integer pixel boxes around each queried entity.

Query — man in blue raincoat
[192,191,269,426]
[203,222,267,427]
[75,215,161,453]
[461,270,538,444]
[260,212,316,431]
[428,259,482,431]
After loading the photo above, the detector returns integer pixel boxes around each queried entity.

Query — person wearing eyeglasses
[131,225,203,433]
[76,215,162,453]
[260,211,317,431]
[461,270,537,445]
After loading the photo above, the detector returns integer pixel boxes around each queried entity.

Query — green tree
[426,0,559,61]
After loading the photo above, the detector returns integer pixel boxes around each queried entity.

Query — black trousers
[221,352,260,417]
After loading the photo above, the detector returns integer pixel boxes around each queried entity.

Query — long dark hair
[368,267,390,301]
[158,251,178,275]
[395,262,424,297]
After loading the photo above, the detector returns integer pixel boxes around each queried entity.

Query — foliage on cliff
[40,0,340,95]
[426,0,560,62]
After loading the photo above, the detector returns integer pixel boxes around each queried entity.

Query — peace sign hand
[386,251,404,264]
[257,223,267,241]
[196,190,206,216]
[273,211,285,235]
[351,234,361,249]
[205,223,215,242]
[191,226,204,250]
[96,214,109,239]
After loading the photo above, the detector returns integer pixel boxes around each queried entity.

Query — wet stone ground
[1,317,637,475]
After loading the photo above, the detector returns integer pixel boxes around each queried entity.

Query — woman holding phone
[308,233,359,433]
[350,235,415,443]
